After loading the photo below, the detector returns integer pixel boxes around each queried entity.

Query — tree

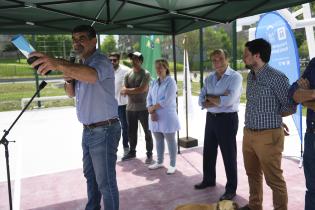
[299,39,309,59]
[101,35,117,55]
[3,43,16,52]
[204,27,232,63]
[132,42,140,52]
[176,29,200,66]
[34,35,72,58]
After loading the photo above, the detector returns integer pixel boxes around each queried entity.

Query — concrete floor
[0,96,306,209]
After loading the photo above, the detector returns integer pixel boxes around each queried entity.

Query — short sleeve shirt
[124,68,151,111]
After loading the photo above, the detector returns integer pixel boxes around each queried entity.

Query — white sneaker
[166,166,176,174]
[148,163,164,170]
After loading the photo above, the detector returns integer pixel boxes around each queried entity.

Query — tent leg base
[179,137,198,148]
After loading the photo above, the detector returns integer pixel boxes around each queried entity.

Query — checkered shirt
[245,64,296,129]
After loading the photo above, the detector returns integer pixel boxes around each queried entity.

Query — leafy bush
[169,62,183,72]
[122,60,132,68]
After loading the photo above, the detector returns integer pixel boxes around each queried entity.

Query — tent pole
[172,21,180,154]
[184,37,189,139]
[232,20,237,70]
[199,27,204,88]
[32,34,41,108]
[178,37,198,149]
[97,34,101,50]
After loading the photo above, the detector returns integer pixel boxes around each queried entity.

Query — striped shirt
[245,64,296,129]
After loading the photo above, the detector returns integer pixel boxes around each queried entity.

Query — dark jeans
[82,122,121,210]
[126,110,153,157]
[203,112,238,193]
[304,132,315,210]
[118,105,129,148]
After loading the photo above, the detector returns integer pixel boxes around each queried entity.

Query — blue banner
[256,12,302,142]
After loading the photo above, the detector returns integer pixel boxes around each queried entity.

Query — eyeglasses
[72,36,88,44]
[110,58,118,62]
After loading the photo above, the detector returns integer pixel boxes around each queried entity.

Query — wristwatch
[65,80,74,84]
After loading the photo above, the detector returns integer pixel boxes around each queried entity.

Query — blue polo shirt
[75,50,118,125]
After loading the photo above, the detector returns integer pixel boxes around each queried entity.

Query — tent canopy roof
[0,0,314,35]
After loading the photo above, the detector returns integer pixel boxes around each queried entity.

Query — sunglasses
[110,58,118,62]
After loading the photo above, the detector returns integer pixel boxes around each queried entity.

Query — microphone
[65,51,76,84]
[39,81,47,90]
[69,50,76,63]
[27,56,52,75]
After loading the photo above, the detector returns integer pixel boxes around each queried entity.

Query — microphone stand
[0,80,47,210]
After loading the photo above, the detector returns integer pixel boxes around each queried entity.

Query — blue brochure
[11,34,35,58]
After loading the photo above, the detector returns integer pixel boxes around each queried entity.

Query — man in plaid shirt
[239,39,296,210]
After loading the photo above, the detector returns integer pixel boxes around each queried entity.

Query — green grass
[0,82,74,111]
[176,81,200,96]
[0,58,63,78]
[0,58,25,64]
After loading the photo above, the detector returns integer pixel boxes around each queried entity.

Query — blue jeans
[118,105,129,149]
[304,132,315,210]
[153,132,177,167]
[82,121,121,210]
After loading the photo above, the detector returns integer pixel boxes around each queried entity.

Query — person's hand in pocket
[282,122,289,136]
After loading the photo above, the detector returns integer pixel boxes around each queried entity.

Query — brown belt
[246,127,279,132]
[83,118,119,129]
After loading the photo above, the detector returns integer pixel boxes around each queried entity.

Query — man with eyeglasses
[29,25,121,210]
[109,52,131,157]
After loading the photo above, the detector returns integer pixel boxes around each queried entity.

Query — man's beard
[74,45,84,54]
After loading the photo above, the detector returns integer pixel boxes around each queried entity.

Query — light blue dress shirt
[75,50,118,125]
[147,76,180,133]
[198,67,242,113]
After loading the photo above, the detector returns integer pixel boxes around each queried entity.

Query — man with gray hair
[30,25,121,210]
[195,49,242,201]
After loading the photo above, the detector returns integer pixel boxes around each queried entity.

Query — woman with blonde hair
[146,59,180,174]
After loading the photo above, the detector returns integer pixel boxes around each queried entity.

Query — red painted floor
[0,146,305,210]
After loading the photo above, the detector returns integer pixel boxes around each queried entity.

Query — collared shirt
[147,76,180,133]
[124,68,151,111]
[245,64,296,129]
[75,50,118,125]
[114,64,131,106]
[289,58,315,129]
[198,66,243,113]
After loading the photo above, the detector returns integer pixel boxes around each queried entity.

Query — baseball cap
[128,51,144,62]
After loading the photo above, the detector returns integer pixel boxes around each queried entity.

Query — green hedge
[169,62,183,72]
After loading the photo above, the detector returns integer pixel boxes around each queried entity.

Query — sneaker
[148,163,164,170]
[145,156,154,164]
[121,152,136,161]
[123,147,130,156]
[166,166,176,174]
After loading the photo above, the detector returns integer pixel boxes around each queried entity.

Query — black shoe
[239,205,251,210]
[122,152,136,161]
[194,181,216,190]
[219,192,236,201]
